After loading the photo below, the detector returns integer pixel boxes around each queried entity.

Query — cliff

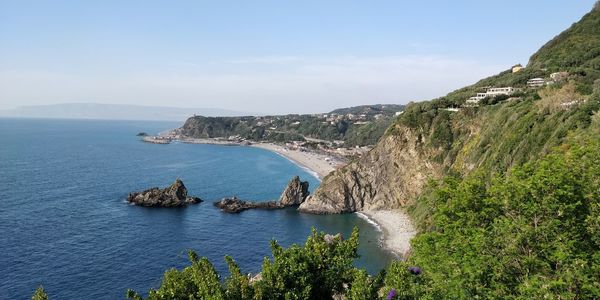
[300,8,600,214]
[299,131,441,214]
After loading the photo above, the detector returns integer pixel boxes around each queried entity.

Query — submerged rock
[215,176,310,213]
[127,179,202,207]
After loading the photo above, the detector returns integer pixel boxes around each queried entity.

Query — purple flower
[408,266,422,275]
[386,288,397,300]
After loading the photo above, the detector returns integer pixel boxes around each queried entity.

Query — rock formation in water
[214,176,310,213]
[128,179,202,207]
[279,176,310,206]
[213,197,281,213]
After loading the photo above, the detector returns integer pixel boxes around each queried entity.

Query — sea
[0,118,396,299]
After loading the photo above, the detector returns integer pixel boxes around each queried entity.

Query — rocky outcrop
[215,177,310,213]
[128,179,202,207]
[299,126,448,214]
[213,197,282,213]
[279,176,310,206]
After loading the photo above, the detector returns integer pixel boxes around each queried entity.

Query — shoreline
[163,136,346,180]
[358,210,416,258]
[250,143,344,180]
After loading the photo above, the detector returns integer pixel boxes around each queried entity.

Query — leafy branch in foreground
[126,227,364,300]
[31,286,49,300]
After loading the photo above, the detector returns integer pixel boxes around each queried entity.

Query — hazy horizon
[1,1,597,115]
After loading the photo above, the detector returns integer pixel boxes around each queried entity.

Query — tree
[254,228,360,299]
[127,228,360,300]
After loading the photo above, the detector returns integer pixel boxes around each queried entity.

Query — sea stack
[127,179,202,207]
[278,176,310,206]
[214,176,310,213]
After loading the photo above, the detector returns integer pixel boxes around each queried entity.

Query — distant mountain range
[0,103,251,121]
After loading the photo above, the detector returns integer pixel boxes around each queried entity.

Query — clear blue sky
[0,1,596,114]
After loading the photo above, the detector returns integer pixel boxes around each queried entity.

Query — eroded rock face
[299,128,445,214]
[279,176,310,206]
[128,179,202,207]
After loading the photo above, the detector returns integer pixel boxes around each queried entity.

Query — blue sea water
[0,118,395,299]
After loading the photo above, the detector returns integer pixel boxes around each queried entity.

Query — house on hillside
[465,87,517,105]
[512,64,524,73]
[527,78,546,87]
[550,72,569,82]
[486,87,518,97]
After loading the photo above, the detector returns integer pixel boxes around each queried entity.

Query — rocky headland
[128,179,202,207]
[214,176,309,213]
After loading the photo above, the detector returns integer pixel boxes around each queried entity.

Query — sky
[0,1,597,114]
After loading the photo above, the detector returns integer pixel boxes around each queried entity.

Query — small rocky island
[214,176,309,213]
[128,179,202,207]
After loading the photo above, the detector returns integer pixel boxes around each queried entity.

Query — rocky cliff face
[299,127,447,214]
[128,179,202,207]
[300,80,596,214]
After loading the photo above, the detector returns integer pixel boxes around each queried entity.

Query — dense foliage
[124,228,362,300]
[399,138,600,299]
[31,287,49,300]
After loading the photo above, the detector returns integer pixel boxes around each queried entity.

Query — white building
[466,97,482,105]
[466,88,516,105]
[486,87,517,96]
[527,78,546,87]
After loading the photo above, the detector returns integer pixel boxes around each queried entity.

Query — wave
[272,152,321,181]
[355,212,382,232]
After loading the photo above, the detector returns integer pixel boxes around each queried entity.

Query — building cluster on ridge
[463,64,569,107]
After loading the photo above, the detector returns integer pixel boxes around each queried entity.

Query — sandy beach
[168,136,345,180]
[359,210,416,257]
[251,143,344,180]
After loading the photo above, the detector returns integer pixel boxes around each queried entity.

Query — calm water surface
[0,118,395,299]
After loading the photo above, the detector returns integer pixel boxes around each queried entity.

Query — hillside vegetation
[180,104,404,147]
[302,5,600,215]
